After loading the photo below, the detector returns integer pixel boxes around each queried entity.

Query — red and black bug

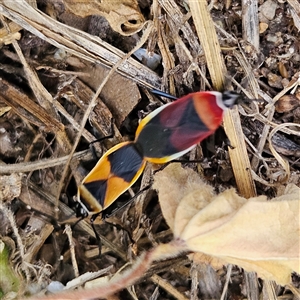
[77,90,240,217]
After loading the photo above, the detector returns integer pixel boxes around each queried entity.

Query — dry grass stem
[242,0,259,51]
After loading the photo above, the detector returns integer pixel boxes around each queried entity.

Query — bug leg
[90,117,115,145]
[69,213,103,256]
[90,213,102,255]
[223,138,235,149]
[99,184,152,246]
[104,220,135,245]
[169,159,203,163]
[70,213,85,231]
[102,184,152,219]
[89,118,115,160]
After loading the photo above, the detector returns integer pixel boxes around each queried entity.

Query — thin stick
[64,225,79,278]
[220,264,232,300]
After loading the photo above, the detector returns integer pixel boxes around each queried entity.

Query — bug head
[221,91,241,109]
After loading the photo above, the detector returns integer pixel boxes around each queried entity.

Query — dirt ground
[0,0,300,299]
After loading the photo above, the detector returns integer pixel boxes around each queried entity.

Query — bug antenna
[150,89,178,100]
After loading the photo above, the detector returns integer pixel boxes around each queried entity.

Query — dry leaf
[153,164,214,232]
[64,0,145,36]
[77,64,141,127]
[154,164,300,285]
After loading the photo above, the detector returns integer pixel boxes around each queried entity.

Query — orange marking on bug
[103,159,147,209]
[82,142,132,184]
[193,92,224,131]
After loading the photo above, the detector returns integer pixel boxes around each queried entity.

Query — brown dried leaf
[154,164,300,285]
[153,163,214,232]
[64,0,145,36]
[77,64,141,127]
[190,252,225,271]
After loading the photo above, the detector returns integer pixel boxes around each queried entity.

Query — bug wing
[78,142,146,214]
[135,93,216,163]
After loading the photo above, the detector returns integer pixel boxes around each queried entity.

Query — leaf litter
[0,0,299,299]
